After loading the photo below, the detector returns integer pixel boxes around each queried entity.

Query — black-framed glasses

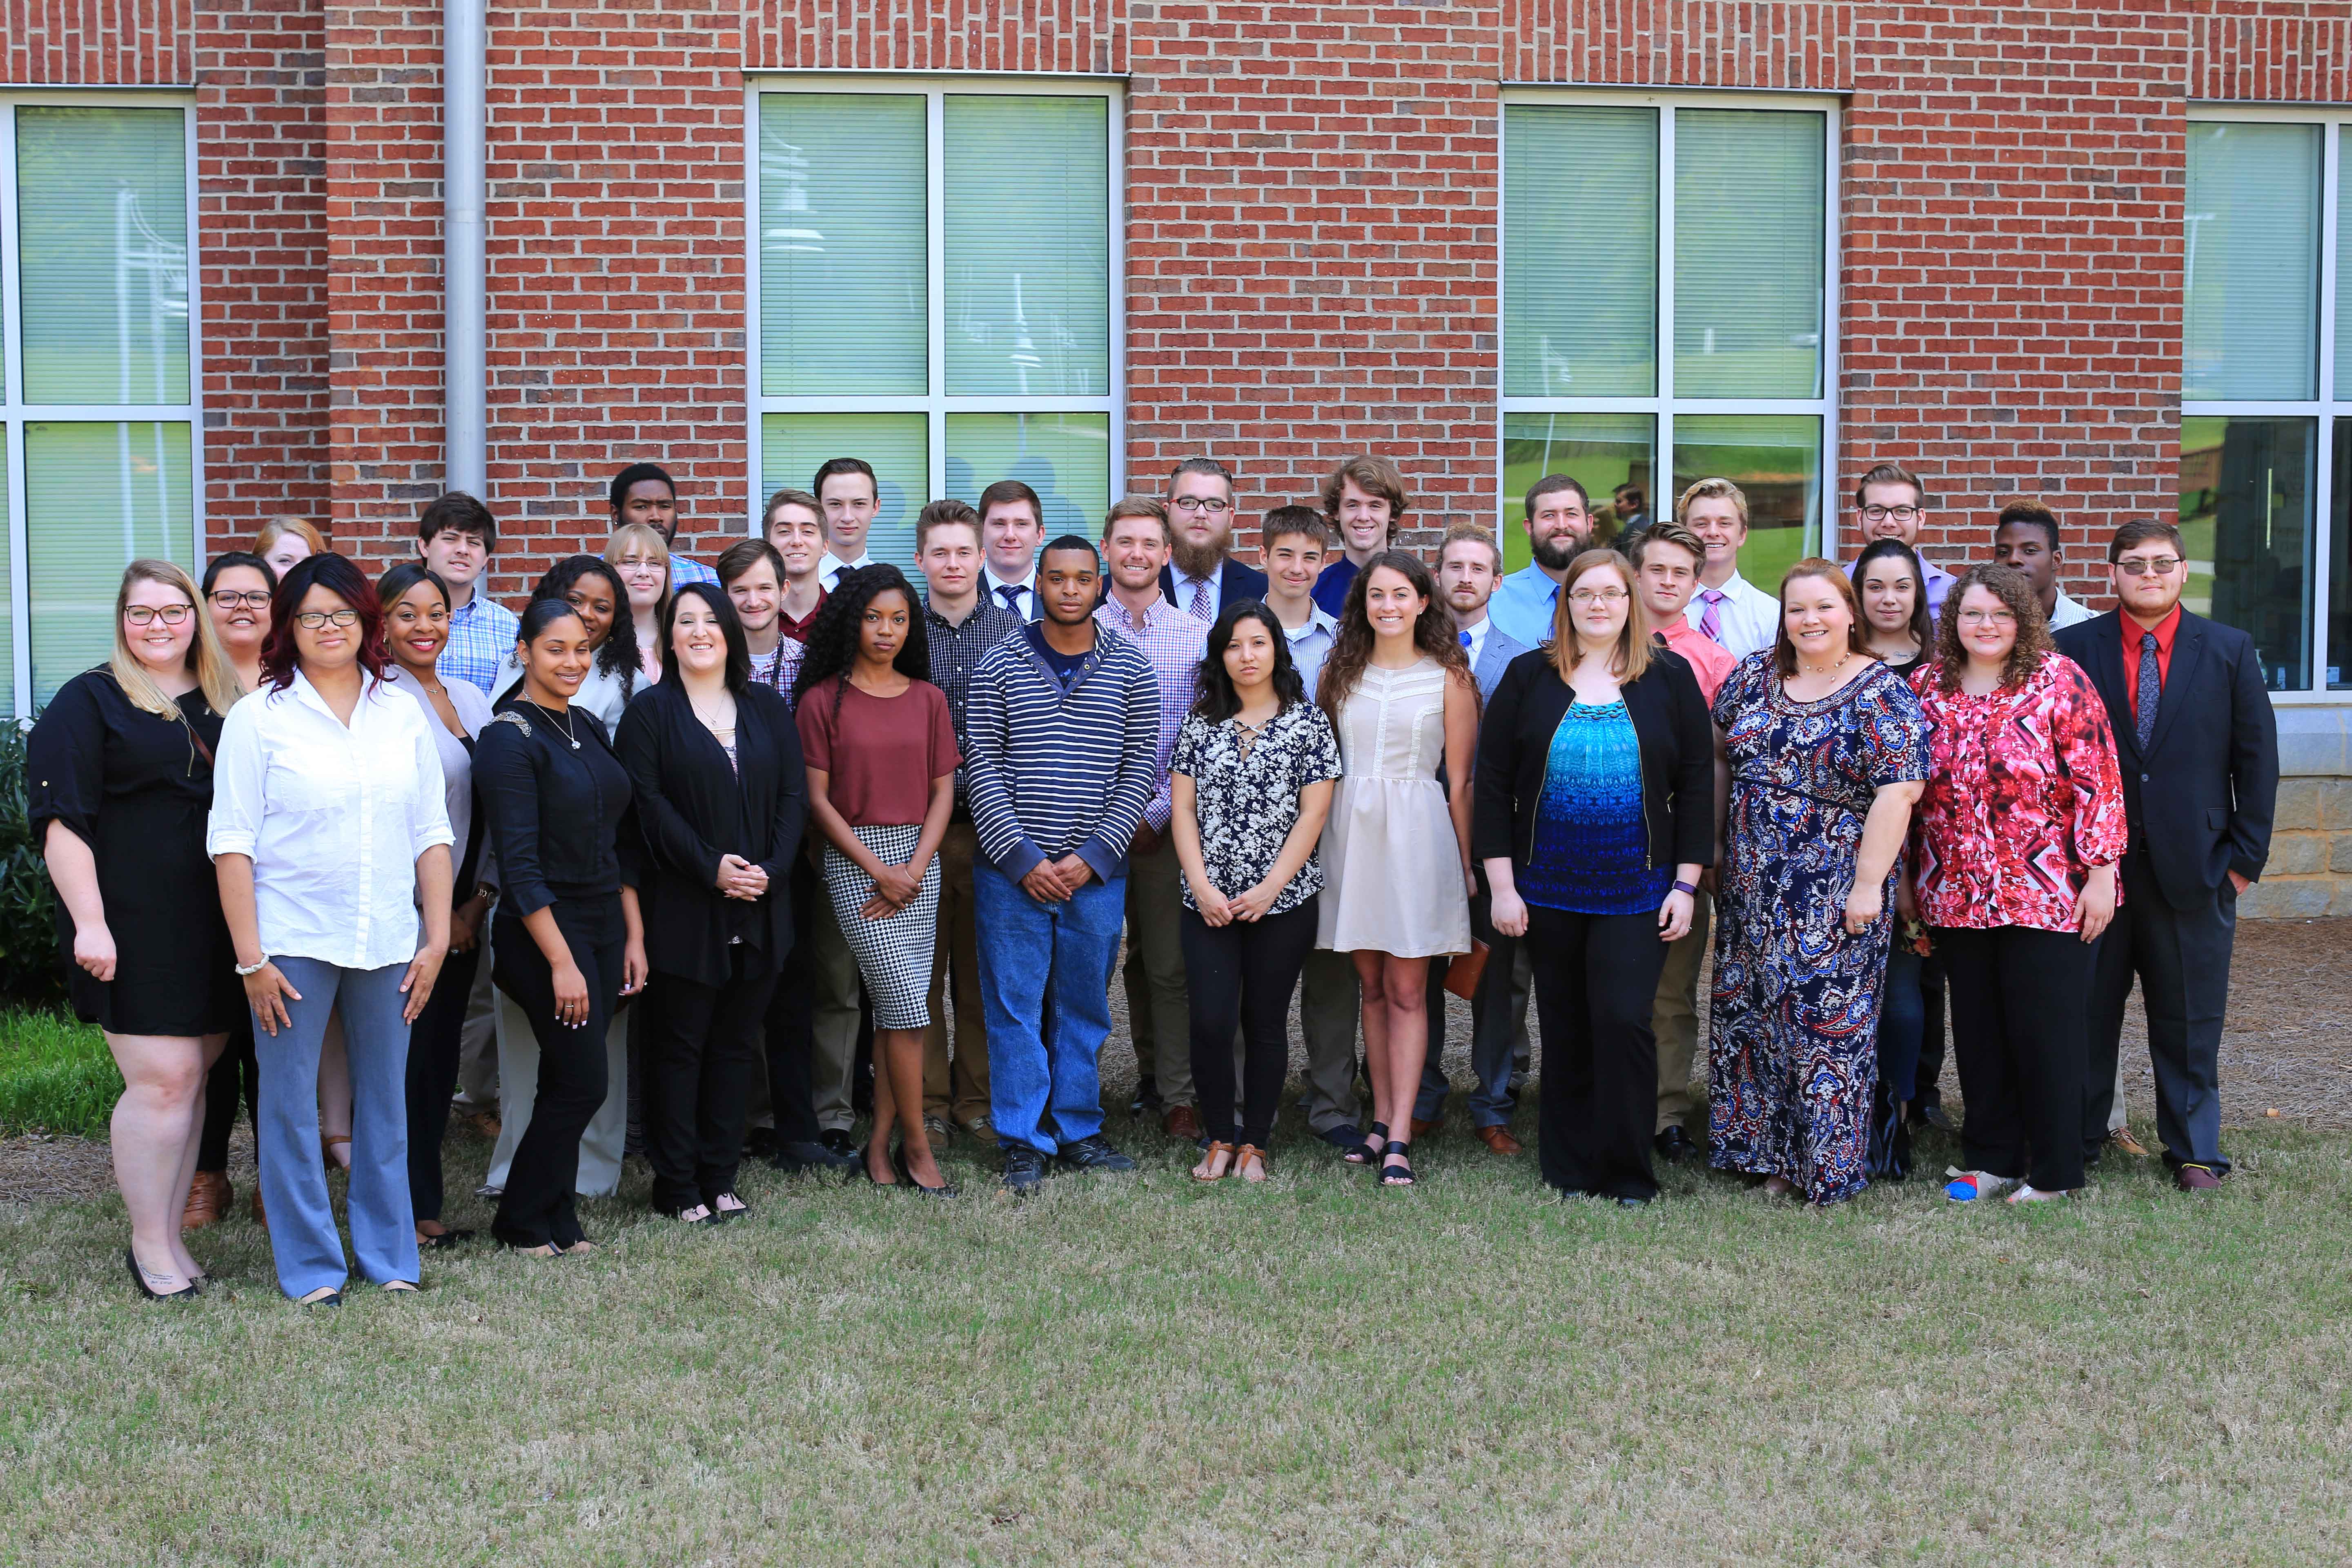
[1860,504,1922,524]
[210,589,272,610]
[1171,496,1232,514]
[124,604,194,626]
[293,608,361,630]
[2116,556,2182,577]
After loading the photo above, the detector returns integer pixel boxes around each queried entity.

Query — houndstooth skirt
[823,822,942,1030]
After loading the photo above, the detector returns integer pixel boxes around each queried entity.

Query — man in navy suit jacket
[2053,520,2278,1192]
[1160,457,1269,622]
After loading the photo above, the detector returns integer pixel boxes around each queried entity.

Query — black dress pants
[1935,923,2092,1193]
[646,945,777,1211]
[196,1016,261,1172]
[403,940,483,1223]
[491,898,623,1249]
[1180,899,1319,1148]
[761,857,824,1146]
[2085,853,2236,1173]
[1526,904,1670,1201]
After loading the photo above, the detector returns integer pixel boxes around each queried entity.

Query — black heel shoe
[1379,1141,1417,1187]
[893,1143,958,1199]
[126,1249,197,1301]
[1344,1121,1388,1166]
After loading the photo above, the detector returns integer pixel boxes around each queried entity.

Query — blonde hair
[604,523,673,618]
[1547,548,1653,685]
[1440,521,1504,575]
[110,559,244,720]
[1103,493,1172,544]
[1674,477,1749,529]
[249,515,327,559]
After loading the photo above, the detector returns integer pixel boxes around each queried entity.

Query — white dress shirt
[983,566,1040,621]
[1169,563,1223,623]
[1683,570,1782,660]
[818,550,876,592]
[1458,614,1490,669]
[2049,589,2098,629]
[208,672,454,971]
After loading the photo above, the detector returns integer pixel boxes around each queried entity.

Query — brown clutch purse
[1442,938,1491,1001]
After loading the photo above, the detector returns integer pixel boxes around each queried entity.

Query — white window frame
[743,73,1125,542]
[1498,87,1842,556]
[2182,102,2344,701]
[0,89,204,718]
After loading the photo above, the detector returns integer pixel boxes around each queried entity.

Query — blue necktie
[997,584,1025,617]
[2135,632,2161,751]
[1459,630,1472,648]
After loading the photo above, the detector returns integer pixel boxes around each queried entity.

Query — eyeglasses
[1956,609,2018,627]
[1568,588,1630,606]
[2116,556,2182,577]
[1170,496,1231,514]
[210,589,272,610]
[124,604,193,626]
[1860,505,1922,524]
[293,608,361,630]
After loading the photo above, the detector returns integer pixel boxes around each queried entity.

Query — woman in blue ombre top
[1474,550,1715,1205]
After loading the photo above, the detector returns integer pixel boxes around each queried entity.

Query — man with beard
[1161,458,1268,621]
[1486,473,1597,649]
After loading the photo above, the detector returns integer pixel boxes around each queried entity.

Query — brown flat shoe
[460,1108,503,1141]
[1475,1125,1523,1155]
[183,1169,230,1230]
[1191,1140,1235,1181]
[1162,1104,1203,1142]
[2108,1127,2151,1158]
[1233,1144,1269,1182]
[1410,1116,1440,1140]
[322,1134,353,1172]
[2175,1163,2225,1192]
[250,1181,268,1228]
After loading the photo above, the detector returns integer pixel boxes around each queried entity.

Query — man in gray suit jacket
[1416,524,1537,1153]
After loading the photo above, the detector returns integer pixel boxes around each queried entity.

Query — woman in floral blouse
[1909,564,2126,1205]
[1170,601,1342,1183]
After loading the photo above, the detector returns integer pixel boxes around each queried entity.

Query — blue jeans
[1878,939,1927,1104]
[252,957,418,1298]
[974,862,1125,1156]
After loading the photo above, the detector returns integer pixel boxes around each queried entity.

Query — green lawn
[4,1099,2350,1564]
[0,1007,119,1139]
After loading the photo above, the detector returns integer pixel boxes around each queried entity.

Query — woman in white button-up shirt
[209,553,455,1305]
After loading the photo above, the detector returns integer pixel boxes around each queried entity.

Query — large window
[749,80,1121,569]
[0,98,199,717]
[2182,112,2347,694]
[1501,94,1836,588]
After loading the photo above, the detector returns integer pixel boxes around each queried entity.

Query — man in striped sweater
[963,535,1163,1192]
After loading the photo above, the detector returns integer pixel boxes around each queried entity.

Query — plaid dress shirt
[439,592,520,697]
[925,595,1023,816]
[1094,595,1208,832]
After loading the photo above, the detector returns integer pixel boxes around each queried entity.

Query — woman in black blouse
[1169,602,1342,1182]
[30,559,247,1298]
[477,598,646,1256]
[615,584,807,1224]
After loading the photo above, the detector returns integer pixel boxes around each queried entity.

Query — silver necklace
[528,699,580,751]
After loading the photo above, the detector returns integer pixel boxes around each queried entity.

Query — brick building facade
[0,0,2347,911]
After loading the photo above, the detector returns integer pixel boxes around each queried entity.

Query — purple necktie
[1188,577,1213,620]
[1698,588,1727,645]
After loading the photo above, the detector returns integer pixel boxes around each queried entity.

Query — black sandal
[416,1227,474,1250]
[1343,1121,1388,1166]
[1380,1141,1416,1186]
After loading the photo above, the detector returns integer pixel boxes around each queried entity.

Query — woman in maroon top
[794,566,960,1194]
[1909,564,2126,1205]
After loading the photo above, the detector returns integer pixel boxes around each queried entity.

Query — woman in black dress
[615,583,806,1224]
[478,598,647,1256]
[30,559,247,1298]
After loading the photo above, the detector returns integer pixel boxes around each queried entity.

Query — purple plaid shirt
[1094,595,1207,832]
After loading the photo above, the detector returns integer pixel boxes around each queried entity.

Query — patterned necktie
[1697,588,1726,645]
[1188,576,1213,620]
[2135,631,2161,751]
[997,584,1025,617]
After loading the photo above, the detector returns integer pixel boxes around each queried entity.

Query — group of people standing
[32,451,2279,1303]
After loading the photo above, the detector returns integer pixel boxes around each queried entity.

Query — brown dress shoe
[2107,1127,2151,1158]
[1474,1125,1523,1155]
[2175,1163,2225,1191]
[1410,1116,1440,1140]
[249,1181,267,1228]
[1162,1104,1203,1142]
[183,1169,230,1230]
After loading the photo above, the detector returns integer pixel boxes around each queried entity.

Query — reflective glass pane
[1504,105,1657,398]
[2330,419,2349,690]
[944,412,1110,539]
[1674,110,1826,400]
[760,413,928,572]
[757,94,927,397]
[1670,414,1822,594]
[16,106,191,405]
[1500,412,1655,569]
[26,422,195,703]
[0,456,12,716]
[943,96,1111,398]
[2340,128,2352,400]
[2178,415,2312,691]
[2183,121,2320,402]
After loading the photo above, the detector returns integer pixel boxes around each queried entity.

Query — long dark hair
[1193,600,1305,722]
[1316,549,1470,719]
[658,581,751,691]
[1853,537,1932,653]
[528,554,640,696]
[261,552,393,692]
[793,564,931,719]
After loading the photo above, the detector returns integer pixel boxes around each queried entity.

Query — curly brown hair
[1315,549,1472,719]
[1931,563,2054,693]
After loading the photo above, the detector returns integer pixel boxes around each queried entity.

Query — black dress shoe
[1653,1126,1701,1165]
[771,1139,859,1174]
[743,1127,780,1160]
[1913,1101,1958,1135]
[1058,1135,1137,1173]
[1001,1145,1049,1193]
[1129,1076,1161,1115]
[818,1129,860,1160]
[1316,1123,1364,1152]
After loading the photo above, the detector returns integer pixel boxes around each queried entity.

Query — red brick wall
[196,0,330,543]
[2,0,192,83]
[1507,0,1852,91]
[748,0,1123,73]
[2191,0,2352,103]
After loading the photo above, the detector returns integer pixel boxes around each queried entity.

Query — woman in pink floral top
[1909,565,2125,1205]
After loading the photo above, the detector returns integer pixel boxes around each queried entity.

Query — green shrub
[0,1007,119,1138]
[0,719,65,1009]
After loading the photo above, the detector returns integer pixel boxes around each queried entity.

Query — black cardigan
[1471,647,1715,873]
[613,679,807,985]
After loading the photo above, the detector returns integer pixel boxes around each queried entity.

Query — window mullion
[926,90,947,498]
[2315,126,2339,689]
[0,107,28,716]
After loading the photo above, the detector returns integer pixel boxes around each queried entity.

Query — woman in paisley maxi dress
[1708,561,1929,1205]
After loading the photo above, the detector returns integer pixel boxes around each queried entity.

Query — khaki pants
[1296,946,1362,1135]
[922,820,992,1127]
[1120,833,1194,1107]
[805,867,865,1136]
[1651,887,1713,1133]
